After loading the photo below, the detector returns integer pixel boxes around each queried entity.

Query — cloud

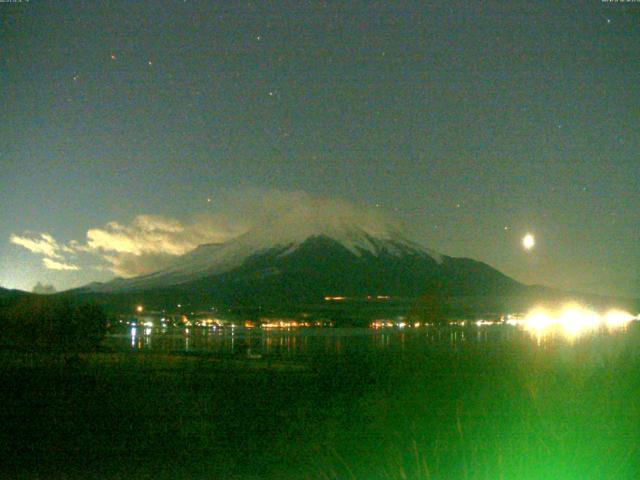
[10,233,64,259]
[9,190,410,279]
[101,252,180,278]
[43,258,80,271]
[11,232,80,272]
[81,214,245,277]
[252,190,403,238]
[85,215,224,256]
[11,214,244,278]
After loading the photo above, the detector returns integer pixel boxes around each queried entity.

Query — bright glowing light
[516,303,636,340]
[130,326,137,348]
[523,309,553,334]
[136,305,143,313]
[558,305,600,338]
[604,310,637,329]
[522,233,535,250]
[475,319,495,326]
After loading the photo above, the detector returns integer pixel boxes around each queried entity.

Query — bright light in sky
[522,233,535,250]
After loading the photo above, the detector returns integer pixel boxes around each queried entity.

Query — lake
[104,321,640,361]
[3,321,640,479]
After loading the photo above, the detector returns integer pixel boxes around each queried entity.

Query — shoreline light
[510,303,637,340]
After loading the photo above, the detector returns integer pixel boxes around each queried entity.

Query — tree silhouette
[1,296,107,352]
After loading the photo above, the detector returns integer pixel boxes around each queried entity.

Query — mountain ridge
[67,223,637,318]
[84,223,446,293]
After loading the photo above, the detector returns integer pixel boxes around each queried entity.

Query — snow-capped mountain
[68,211,638,317]
[86,219,445,293]
[77,211,528,318]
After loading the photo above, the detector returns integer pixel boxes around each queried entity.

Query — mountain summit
[83,213,524,312]
[87,215,446,293]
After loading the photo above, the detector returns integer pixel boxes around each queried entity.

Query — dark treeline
[0,295,107,352]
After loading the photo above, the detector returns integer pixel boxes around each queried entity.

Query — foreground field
[1,327,639,479]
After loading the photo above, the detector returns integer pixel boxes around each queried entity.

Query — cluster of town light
[507,304,637,340]
[130,303,636,339]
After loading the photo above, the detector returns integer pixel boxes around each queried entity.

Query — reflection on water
[104,320,640,357]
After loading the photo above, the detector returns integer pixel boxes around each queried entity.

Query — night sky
[1,0,638,297]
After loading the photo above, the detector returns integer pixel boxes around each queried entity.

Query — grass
[1,325,639,479]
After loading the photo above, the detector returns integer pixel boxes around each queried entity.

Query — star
[110,53,117,60]
[148,60,153,66]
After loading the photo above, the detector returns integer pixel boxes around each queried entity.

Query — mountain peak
[229,219,439,259]
[86,217,443,293]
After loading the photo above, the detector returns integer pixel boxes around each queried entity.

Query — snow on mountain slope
[88,215,444,292]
